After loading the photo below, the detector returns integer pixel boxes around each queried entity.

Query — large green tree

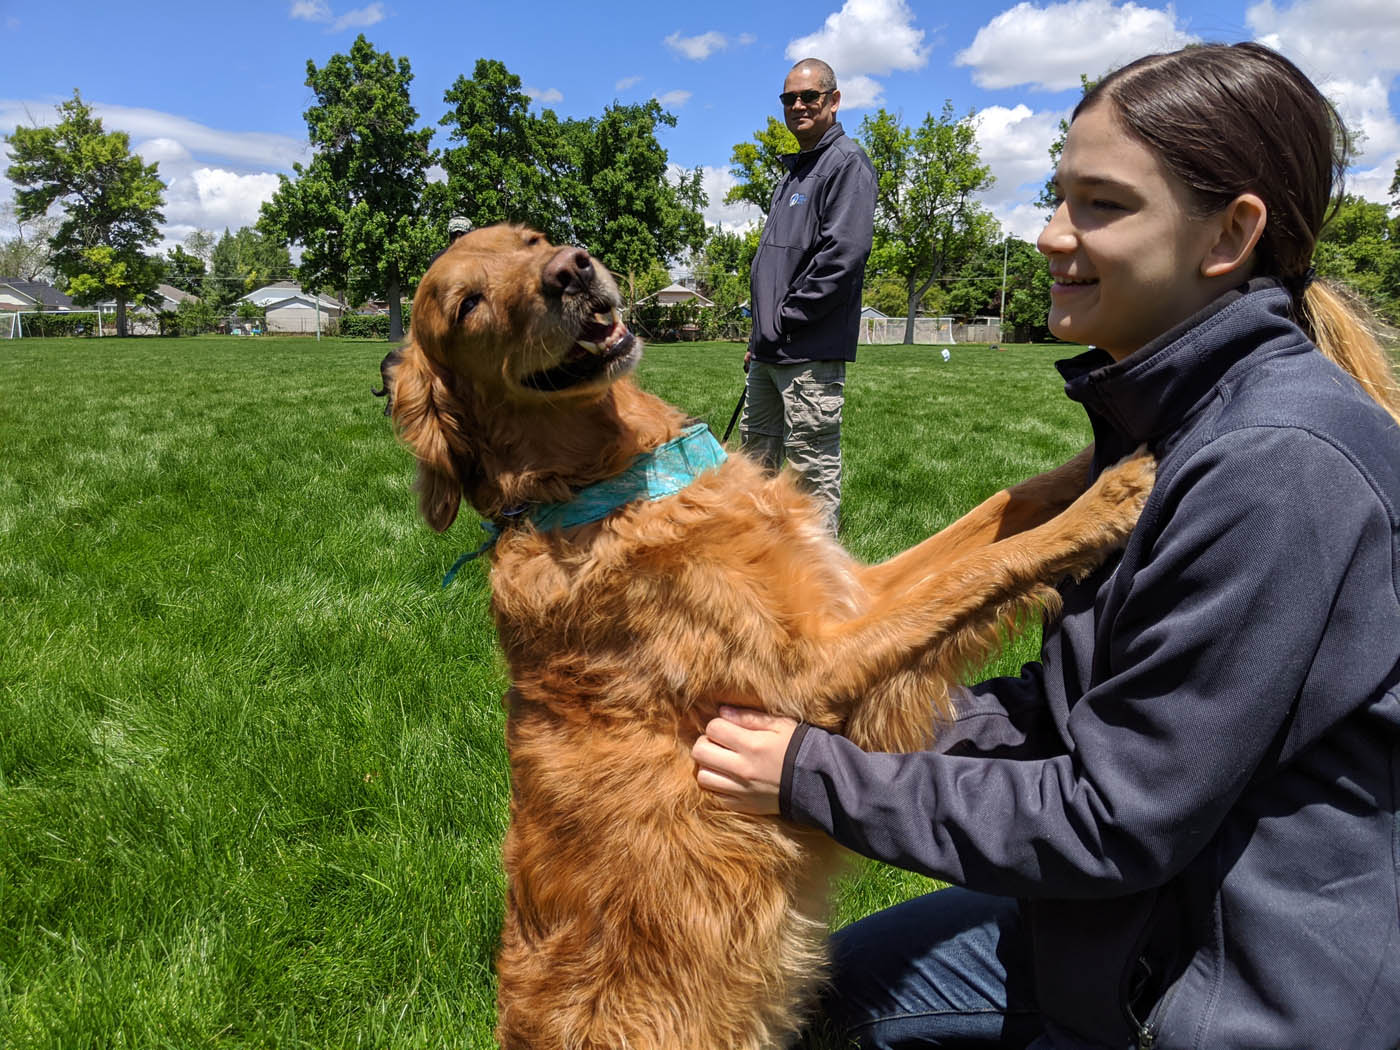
[725,117,799,217]
[5,90,165,335]
[439,59,575,243]
[436,62,705,278]
[1314,193,1400,325]
[861,103,997,344]
[260,35,438,341]
[570,100,707,278]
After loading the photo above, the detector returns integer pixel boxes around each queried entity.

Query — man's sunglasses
[779,89,832,108]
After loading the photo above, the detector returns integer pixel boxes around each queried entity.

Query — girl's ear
[1201,192,1268,279]
[388,340,472,532]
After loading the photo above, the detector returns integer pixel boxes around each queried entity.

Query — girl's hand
[691,706,798,816]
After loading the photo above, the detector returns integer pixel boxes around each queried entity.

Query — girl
[692,42,1400,1050]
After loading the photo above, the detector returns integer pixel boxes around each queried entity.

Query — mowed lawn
[0,334,1092,1049]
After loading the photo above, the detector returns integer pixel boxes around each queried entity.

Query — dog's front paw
[1086,445,1156,539]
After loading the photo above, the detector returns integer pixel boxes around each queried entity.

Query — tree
[693,226,757,312]
[0,200,58,282]
[5,90,165,335]
[860,103,997,344]
[1314,193,1400,325]
[202,226,293,312]
[439,59,575,243]
[183,228,216,265]
[569,100,708,277]
[725,118,799,217]
[162,244,206,295]
[260,35,438,341]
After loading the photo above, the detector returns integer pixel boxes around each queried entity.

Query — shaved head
[788,58,837,92]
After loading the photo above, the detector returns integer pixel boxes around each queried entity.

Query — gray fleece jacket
[781,281,1400,1049]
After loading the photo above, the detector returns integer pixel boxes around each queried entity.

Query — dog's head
[386,224,645,531]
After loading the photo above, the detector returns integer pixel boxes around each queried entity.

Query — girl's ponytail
[1299,279,1400,427]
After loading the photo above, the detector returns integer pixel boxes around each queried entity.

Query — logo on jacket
[788,192,807,207]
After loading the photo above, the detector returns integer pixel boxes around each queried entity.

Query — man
[744,58,876,534]
[428,216,473,268]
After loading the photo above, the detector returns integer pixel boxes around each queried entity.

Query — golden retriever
[384,224,1153,1050]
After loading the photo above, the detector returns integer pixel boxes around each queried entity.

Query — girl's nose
[1037,200,1075,257]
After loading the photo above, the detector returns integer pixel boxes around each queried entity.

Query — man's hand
[743,350,752,372]
[691,706,798,815]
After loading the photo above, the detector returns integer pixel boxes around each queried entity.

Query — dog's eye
[456,294,482,324]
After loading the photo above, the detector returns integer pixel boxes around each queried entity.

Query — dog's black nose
[542,247,594,296]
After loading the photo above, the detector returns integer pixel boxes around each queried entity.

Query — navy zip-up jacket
[747,122,875,365]
[781,282,1400,1048]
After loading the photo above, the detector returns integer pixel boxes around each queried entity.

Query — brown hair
[1078,42,1400,425]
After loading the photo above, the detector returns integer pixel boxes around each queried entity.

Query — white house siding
[264,301,343,333]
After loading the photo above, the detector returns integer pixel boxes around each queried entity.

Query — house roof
[156,283,199,304]
[0,279,73,309]
[241,282,342,309]
[634,283,715,307]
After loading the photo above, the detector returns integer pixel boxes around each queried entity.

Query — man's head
[448,216,473,243]
[781,59,839,151]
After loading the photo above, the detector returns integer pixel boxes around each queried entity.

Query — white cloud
[665,31,730,60]
[971,105,1068,240]
[2,98,306,245]
[525,87,564,104]
[657,90,693,108]
[956,0,1198,91]
[670,163,762,232]
[781,0,927,113]
[615,75,643,92]
[164,168,283,234]
[1246,0,1400,197]
[833,75,885,110]
[785,0,928,79]
[288,0,385,32]
[290,0,331,20]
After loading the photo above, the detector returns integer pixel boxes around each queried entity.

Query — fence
[860,318,1003,345]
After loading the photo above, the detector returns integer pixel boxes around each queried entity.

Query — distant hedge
[11,312,102,337]
[339,307,411,340]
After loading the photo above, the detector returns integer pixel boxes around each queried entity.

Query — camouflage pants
[741,358,845,534]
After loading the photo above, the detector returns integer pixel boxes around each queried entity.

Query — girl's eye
[1092,198,1125,211]
[456,294,482,324]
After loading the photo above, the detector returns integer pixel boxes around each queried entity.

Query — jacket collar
[782,122,846,170]
[1057,278,1305,448]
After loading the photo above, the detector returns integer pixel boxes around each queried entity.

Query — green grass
[0,335,1092,1048]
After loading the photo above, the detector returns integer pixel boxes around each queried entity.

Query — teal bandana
[442,422,728,586]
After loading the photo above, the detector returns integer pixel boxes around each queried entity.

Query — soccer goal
[0,312,21,339]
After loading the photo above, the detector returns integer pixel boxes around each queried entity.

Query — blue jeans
[807,888,1043,1050]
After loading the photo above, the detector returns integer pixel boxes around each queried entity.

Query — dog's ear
[388,340,474,532]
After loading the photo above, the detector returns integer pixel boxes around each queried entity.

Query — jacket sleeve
[776,152,875,332]
[782,426,1397,898]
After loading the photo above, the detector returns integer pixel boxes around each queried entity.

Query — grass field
[0,334,1094,1049]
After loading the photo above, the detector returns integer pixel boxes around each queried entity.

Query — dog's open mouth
[521,306,638,392]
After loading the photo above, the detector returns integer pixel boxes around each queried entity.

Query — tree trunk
[387,264,404,342]
[116,299,128,338]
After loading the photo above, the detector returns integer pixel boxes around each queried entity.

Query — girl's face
[1038,102,1230,360]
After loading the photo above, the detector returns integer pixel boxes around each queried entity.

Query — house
[239,282,345,334]
[634,283,715,308]
[0,278,73,311]
[859,305,889,320]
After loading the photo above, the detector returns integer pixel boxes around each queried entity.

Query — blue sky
[2,0,1397,253]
